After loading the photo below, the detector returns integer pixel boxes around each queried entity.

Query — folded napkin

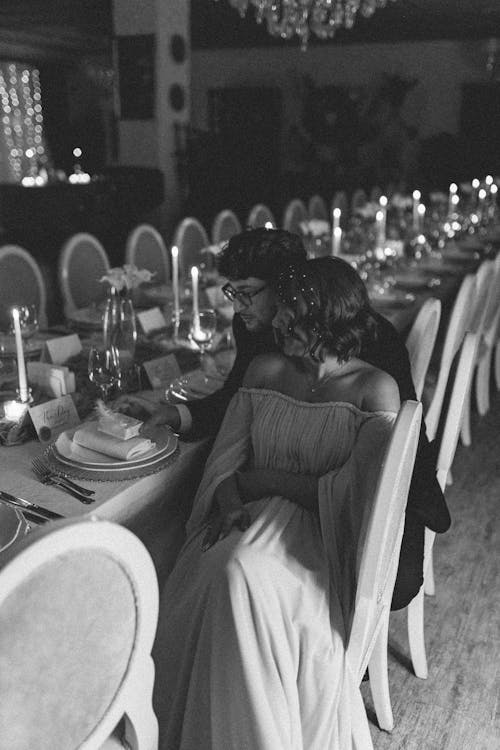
[72,421,154,461]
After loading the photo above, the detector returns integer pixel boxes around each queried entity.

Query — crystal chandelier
[220,0,397,49]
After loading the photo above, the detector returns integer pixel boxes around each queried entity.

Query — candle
[191,266,199,321]
[332,227,342,256]
[332,207,341,231]
[448,183,458,216]
[417,202,426,233]
[485,174,493,186]
[3,400,29,422]
[478,188,487,222]
[331,208,341,254]
[375,209,385,247]
[412,190,421,231]
[171,245,180,320]
[11,307,29,403]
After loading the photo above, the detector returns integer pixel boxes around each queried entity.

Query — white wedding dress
[153,388,395,750]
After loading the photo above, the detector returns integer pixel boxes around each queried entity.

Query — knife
[0,491,64,521]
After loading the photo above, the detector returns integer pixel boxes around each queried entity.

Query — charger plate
[45,425,179,481]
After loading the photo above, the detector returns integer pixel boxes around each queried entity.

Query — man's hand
[202,475,251,551]
[113,395,181,433]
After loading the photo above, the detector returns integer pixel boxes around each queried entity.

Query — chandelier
[219,0,397,49]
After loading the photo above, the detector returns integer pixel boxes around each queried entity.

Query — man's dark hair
[217,228,307,282]
[277,257,379,363]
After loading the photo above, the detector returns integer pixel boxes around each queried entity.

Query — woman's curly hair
[276,257,379,363]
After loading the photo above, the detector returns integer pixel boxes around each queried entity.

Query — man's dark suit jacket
[187,311,450,608]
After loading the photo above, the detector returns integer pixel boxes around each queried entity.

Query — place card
[29,394,80,443]
[137,307,168,336]
[143,354,181,389]
[27,362,76,397]
[43,334,82,365]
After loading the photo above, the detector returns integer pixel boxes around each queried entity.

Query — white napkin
[73,421,154,461]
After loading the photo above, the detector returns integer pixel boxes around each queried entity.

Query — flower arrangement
[100,264,156,292]
[299,219,330,238]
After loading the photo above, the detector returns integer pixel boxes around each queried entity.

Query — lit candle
[472,177,480,207]
[11,307,29,403]
[331,208,341,254]
[417,202,426,233]
[478,188,487,221]
[191,266,199,321]
[332,207,341,231]
[485,174,493,187]
[375,209,385,247]
[171,245,180,320]
[448,183,458,216]
[332,227,342,256]
[412,189,421,231]
[3,400,29,422]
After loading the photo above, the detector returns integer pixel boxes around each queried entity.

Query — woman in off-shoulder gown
[153,258,401,750]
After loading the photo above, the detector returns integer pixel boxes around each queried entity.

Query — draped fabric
[153,388,395,750]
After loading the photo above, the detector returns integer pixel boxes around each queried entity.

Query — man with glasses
[119,226,449,611]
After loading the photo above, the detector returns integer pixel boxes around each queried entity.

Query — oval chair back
[172,217,210,279]
[211,209,242,244]
[0,245,47,329]
[0,518,159,750]
[474,255,500,416]
[405,298,442,400]
[425,274,475,441]
[347,401,422,740]
[351,189,368,214]
[282,198,308,235]
[246,203,276,229]
[58,233,110,316]
[125,223,170,285]
[308,194,329,221]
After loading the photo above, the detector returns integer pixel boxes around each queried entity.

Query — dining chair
[0,517,159,750]
[347,400,422,739]
[0,504,28,556]
[307,194,329,221]
[460,259,495,446]
[473,253,500,417]
[282,198,308,235]
[172,216,210,279]
[125,224,170,286]
[351,188,368,214]
[245,203,276,229]
[406,332,478,681]
[58,233,110,317]
[211,209,242,244]
[0,245,48,329]
[405,298,442,400]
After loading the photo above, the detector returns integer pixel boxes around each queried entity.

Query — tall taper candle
[171,245,180,320]
[375,209,385,247]
[448,183,458,217]
[12,307,29,402]
[331,208,341,254]
[332,227,342,256]
[412,189,421,231]
[191,266,199,321]
[417,202,426,233]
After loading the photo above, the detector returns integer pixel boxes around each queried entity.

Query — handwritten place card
[44,334,82,365]
[27,362,76,397]
[143,354,181,389]
[29,394,80,443]
[136,307,167,336]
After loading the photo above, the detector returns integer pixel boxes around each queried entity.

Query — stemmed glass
[189,308,217,381]
[88,346,120,402]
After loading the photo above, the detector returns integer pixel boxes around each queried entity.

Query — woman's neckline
[239,386,398,416]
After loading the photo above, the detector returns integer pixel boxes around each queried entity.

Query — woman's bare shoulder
[355,362,401,412]
[243,352,290,388]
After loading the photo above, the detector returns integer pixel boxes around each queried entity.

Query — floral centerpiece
[99,264,156,293]
[299,219,330,238]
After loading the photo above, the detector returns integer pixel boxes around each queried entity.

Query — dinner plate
[49,424,177,472]
[165,369,225,402]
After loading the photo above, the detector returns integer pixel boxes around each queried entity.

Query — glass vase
[103,287,137,392]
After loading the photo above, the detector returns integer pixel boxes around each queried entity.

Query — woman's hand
[202,475,251,551]
[113,395,181,433]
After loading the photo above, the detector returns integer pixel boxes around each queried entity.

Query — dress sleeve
[186,389,254,534]
[317,412,396,632]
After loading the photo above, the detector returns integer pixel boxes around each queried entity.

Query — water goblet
[189,308,217,381]
[88,346,120,402]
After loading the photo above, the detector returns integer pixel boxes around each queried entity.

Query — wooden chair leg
[476,349,492,416]
[407,587,428,679]
[368,611,394,732]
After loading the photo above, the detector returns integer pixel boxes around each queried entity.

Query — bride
[153,257,400,749]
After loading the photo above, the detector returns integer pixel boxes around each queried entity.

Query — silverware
[31,462,94,505]
[0,490,62,522]
[31,458,95,497]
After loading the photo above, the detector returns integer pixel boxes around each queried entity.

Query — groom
[121,227,450,609]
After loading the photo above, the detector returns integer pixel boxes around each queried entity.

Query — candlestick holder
[2,388,33,422]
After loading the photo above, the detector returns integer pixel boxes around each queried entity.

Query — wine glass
[88,346,120,402]
[189,308,217,380]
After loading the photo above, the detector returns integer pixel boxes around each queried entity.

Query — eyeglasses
[222,282,267,308]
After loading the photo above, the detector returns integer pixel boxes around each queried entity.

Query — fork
[31,459,95,504]
[32,457,95,496]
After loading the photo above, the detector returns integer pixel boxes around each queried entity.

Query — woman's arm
[236,468,319,513]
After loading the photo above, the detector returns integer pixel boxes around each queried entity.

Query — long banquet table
[0,245,483,586]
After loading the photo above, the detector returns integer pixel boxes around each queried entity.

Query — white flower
[429,191,447,203]
[390,193,413,210]
[100,264,156,291]
[299,219,331,237]
[355,202,380,219]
